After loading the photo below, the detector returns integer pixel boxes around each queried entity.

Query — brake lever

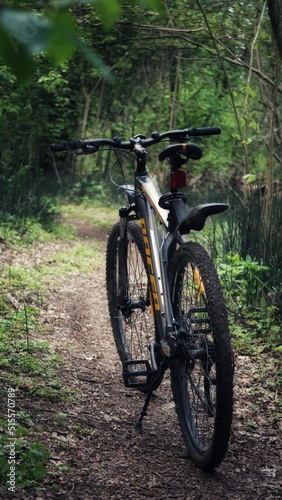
[63,152,78,159]
[63,145,98,160]
[82,145,99,155]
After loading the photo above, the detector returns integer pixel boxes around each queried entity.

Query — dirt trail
[1,222,281,499]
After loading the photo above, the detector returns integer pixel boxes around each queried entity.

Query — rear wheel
[169,242,233,470]
[106,221,160,391]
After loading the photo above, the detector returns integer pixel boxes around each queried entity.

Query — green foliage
[0,60,77,229]
[0,5,102,81]
[0,433,50,489]
[250,315,281,351]
[216,250,281,352]
[230,313,281,355]
[66,174,114,204]
[0,249,68,399]
[0,0,163,81]
[1,0,280,195]
[217,252,269,310]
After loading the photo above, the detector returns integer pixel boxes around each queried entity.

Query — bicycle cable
[109,149,143,199]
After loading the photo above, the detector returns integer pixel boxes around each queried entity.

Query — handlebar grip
[50,140,85,152]
[188,127,221,136]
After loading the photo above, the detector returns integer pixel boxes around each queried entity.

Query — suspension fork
[117,206,128,309]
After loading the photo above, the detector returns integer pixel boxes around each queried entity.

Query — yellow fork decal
[193,267,205,294]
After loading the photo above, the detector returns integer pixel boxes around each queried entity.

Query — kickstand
[135,375,158,433]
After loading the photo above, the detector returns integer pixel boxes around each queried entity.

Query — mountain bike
[51,126,234,470]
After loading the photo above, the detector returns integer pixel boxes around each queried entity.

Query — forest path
[2,218,281,499]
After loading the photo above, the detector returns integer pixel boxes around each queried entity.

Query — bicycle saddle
[159,143,202,162]
[177,203,229,234]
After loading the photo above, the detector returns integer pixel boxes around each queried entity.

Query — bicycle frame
[121,170,187,347]
[51,127,233,469]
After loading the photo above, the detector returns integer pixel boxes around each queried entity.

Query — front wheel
[106,221,160,391]
[169,242,233,470]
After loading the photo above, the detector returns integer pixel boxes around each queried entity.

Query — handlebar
[50,126,221,153]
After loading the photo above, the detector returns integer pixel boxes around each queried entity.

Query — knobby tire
[169,242,233,470]
[106,221,161,392]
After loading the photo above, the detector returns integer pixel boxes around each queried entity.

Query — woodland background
[0,0,281,341]
[0,1,281,491]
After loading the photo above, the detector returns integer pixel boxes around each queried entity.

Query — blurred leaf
[0,0,163,81]
[93,0,120,28]
[56,0,120,27]
[0,24,33,82]
[0,8,50,81]
[47,10,76,63]
[0,9,50,55]
[136,0,164,11]
[0,6,113,80]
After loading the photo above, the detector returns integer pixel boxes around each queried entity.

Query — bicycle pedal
[122,360,158,388]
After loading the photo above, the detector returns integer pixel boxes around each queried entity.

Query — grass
[59,201,119,230]
[0,216,75,247]
[0,203,112,489]
[0,203,108,391]
[50,242,103,275]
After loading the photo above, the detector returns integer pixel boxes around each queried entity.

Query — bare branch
[117,20,282,94]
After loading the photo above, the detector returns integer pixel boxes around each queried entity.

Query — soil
[1,219,281,499]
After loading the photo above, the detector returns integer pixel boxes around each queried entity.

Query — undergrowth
[0,213,101,490]
[0,257,68,489]
[196,218,281,356]
[216,252,281,355]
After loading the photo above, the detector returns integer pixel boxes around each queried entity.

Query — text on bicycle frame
[140,218,161,311]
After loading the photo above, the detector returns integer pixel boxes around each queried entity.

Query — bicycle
[51,126,234,471]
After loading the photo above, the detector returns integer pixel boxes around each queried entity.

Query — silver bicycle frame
[130,174,187,341]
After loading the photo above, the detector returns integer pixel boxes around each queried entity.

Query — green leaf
[241,137,253,145]
[93,0,121,28]
[32,462,47,479]
[249,120,258,131]
[242,173,257,183]
[47,10,76,63]
[58,0,120,27]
